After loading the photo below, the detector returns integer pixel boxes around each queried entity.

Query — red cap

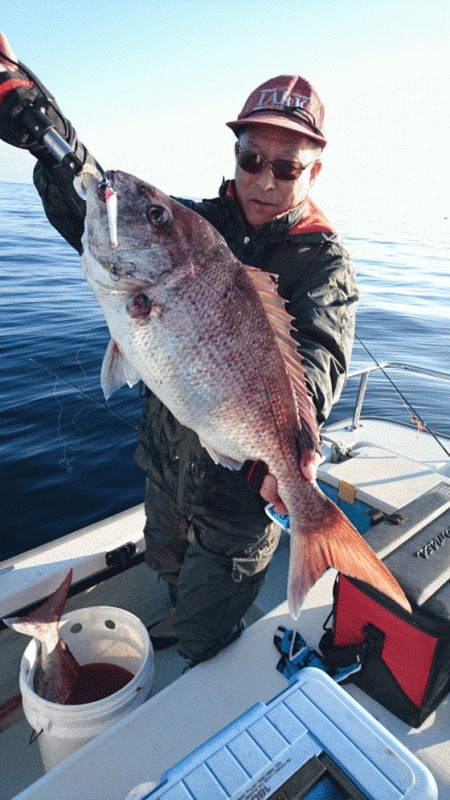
[226,75,326,148]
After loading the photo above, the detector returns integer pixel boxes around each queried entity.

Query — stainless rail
[346,362,450,429]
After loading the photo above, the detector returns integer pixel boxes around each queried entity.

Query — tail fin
[3,569,73,640]
[287,501,411,619]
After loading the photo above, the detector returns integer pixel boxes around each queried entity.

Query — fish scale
[81,170,411,618]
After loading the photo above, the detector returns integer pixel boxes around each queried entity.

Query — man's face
[234,124,322,231]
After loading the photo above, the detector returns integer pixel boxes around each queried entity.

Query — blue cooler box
[141,668,436,799]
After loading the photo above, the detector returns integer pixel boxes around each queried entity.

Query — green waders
[143,477,281,664]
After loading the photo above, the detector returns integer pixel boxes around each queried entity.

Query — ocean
[1,181,449,562]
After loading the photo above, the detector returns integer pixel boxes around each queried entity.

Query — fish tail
[3,569,73,639]
[287,500,411,620]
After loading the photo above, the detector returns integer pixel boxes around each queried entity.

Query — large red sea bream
[81,170,411,618]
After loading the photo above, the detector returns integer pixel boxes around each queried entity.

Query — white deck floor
[6,565,449,800]
[0,537,291,800]
[2,414,450,799]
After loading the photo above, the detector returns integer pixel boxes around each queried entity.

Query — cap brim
[226,111,327,148]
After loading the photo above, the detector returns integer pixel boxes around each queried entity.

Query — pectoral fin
[101,339,141,399]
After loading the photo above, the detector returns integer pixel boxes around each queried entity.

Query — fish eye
[147,206,169,226]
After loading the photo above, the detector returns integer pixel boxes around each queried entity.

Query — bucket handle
[27,711,52,735]
[29,728,43,745]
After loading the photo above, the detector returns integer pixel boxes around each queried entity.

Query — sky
[1,0,449,223]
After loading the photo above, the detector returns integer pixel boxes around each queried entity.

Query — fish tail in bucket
[287,494,412,620]
[19,607,154,772]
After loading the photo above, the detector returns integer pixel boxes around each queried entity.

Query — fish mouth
[87,171,175,288]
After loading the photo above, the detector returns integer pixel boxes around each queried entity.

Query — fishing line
[27,357,139,431]
[5,41,445,460]
[51,366,77,473]
[355,334,450,457]
[74,327,91,380]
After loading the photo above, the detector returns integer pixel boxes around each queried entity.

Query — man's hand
[259,450,321,515]
[260,473,289,515]
[0,33,35,147]
[0,32,76,158]
[0,32,19,70]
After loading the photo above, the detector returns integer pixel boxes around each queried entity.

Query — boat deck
[5,568,449,799]
[2,398,450,799]
[0,537,291,800]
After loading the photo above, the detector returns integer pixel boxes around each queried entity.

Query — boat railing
[346,362,450,430]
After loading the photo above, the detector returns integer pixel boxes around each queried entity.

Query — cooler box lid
[136,667,436,800]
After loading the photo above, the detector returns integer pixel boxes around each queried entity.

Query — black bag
[320,574,450,727]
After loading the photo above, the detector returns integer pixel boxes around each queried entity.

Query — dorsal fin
[244,264,321,454]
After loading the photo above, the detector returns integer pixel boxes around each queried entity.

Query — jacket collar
[220,179,334,238]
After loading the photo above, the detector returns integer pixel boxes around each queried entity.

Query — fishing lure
[104,183,118,249]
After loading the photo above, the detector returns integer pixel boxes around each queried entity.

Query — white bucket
[19,606,154,772]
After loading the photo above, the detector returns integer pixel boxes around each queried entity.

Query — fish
[81,170,411,618]
[3,570,79,703]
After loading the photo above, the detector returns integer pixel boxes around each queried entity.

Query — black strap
[320,622,385,672]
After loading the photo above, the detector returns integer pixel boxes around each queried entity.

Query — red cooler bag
[320,574,450,727]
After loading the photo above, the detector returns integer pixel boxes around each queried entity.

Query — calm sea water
[1,182,449,561]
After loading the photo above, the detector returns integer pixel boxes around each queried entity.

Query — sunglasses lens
[237,150,303,181]
[238,152,263,174]
[273,161,302,181]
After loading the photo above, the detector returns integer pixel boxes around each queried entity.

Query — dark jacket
[175,181,358,426]
[33,163,358,519]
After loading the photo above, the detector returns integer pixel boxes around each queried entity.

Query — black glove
[0,67,32,145]
[0,40,101,252]
[0,60,77,161]
[0,52,96,182]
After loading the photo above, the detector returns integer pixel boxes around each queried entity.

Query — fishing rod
[1,50,83,173]
[355,334,450,457]
[3,52,448,458]
[0,49,104,194]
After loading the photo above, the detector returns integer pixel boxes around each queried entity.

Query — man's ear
[309,160,322,187]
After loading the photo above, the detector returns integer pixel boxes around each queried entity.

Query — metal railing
[346,362,450,430]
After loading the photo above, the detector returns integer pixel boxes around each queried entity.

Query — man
[0,35,359,663]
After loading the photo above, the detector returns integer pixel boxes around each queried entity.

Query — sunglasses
[235,146,314,182]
